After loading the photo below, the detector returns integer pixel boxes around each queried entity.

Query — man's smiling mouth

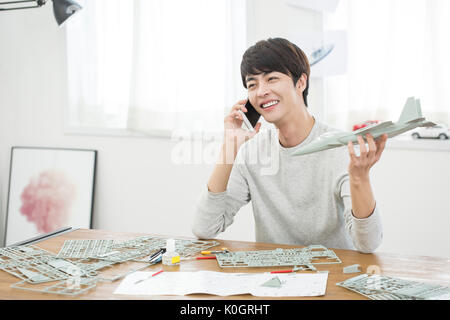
[261,100,279,109]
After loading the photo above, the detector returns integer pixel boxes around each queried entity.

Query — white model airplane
[292,97,436,156]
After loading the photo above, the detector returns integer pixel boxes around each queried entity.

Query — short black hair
[240,38,310,106]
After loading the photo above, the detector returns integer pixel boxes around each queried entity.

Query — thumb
[254,122,262,133]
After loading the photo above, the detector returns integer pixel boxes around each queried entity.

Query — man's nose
[257,82,270,97]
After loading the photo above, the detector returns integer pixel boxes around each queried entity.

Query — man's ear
[295,73,307,93]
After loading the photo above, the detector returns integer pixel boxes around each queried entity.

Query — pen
[270,266,302,274]
[134,269,164,284]
[148,248,166,264]
[151,269,164,277]
[181,256,217,261]
[270,269,295,274]
[270,265,316,274]
[201,248,229,255]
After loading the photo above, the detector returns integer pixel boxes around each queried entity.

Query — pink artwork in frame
[5,147,96,246]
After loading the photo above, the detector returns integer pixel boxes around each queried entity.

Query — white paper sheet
[113,271,328,297]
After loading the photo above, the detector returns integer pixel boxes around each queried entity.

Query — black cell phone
[243,99,261,129]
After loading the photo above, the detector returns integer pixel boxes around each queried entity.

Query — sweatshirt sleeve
[337,173,383,253]
[192,150,251,240]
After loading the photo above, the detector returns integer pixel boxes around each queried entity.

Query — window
[64,0,247,138]
[323,0,450,131]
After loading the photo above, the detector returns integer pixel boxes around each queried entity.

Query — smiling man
[192,38,388,253]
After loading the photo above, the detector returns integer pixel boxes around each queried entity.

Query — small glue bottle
[162,238,180,266]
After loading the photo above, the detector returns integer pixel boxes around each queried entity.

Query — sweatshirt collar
[276,117,319,155]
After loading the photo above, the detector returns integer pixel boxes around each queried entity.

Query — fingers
[374,134,387,161]
[226,110,243,122]
[224,108,242,128]
[348,134,371,162]
[231,100,248,113]
[347,140,358,162]
[348,134,387,179]
[354,134,380,159]
[226,109,237,118]
[357,135,367,157]
[225,99,250,127]
[254,122,262,133]
[234,111,243,121]
[349,134,385,163]
[365,134,377,160]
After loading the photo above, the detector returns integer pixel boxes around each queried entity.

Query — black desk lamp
[0,0,82,26]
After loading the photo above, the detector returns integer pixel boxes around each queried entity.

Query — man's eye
[268,77,277,81]
[248,83,255,88]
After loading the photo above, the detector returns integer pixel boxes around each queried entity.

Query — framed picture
[4,147,97,246]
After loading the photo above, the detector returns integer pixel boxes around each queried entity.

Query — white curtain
[65,0,247,137]
[323,0,450,130]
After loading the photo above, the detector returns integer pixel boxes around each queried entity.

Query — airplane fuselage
[293,121,432,156]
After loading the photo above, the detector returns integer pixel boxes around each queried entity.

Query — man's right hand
[208,100,262,192]
[224,99,262,150]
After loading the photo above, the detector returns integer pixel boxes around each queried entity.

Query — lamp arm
[0,0,37,4]
[0,0,45,11]
[0,0,81,26]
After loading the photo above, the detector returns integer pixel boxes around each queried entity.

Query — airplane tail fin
[398,97,422,123]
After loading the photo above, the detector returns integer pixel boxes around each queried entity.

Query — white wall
[371,146,450,258]
[1,1,449,258]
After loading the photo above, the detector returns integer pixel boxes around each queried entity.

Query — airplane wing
[353,121,394,135]
[405,117,436,127]
[405,117,425,124]
[418,121,436,127]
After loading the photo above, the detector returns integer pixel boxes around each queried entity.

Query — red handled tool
[181,256,217,261]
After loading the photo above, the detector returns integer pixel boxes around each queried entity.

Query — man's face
[245,71,304,126]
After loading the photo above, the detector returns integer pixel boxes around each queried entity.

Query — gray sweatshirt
[192,120,383,253]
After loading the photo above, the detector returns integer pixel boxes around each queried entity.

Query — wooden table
[1,228,449,300]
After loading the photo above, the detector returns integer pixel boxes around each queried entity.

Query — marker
[201,248,229,255]
[134,269,164,284]
[195,256,216,260]
[151,269,164,277]
[270,269,295,274]
[148,248,166,264]
[270,266,302,274]
[181,256,217,261]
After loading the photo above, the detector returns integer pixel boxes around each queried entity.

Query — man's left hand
[347,133,388,182]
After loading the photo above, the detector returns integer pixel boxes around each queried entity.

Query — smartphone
[239,99,261,131]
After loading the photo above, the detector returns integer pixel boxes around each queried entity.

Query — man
[192,38,387,253]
